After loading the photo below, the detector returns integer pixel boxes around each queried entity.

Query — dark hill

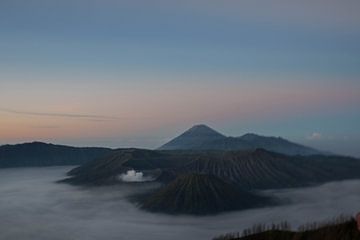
[158,125,321,156]
[138,173,271,215]
[0,142,111,168]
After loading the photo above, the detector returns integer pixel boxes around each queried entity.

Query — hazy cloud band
[0,108,120,121]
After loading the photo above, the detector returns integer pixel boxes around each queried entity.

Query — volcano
[139,173,271,215]
[158,124,321,156]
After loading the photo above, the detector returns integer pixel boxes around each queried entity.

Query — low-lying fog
[1,167,360,240]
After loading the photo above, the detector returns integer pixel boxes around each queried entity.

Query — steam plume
[119,170,154,182]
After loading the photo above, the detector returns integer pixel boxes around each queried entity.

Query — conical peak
[158,124,225,150]
[182,124,224,137]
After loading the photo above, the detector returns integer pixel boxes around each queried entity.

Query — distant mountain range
[56,124,360,215]
[63,148,360,190]
[0,124,326,169]
[158,124,322,156]
[62,148,360,214]
[4,126,360,215]
[0,142,112,168]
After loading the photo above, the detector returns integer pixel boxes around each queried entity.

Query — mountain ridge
[62,148,360,189]
[0,142,112,168]
[159,125,322,156]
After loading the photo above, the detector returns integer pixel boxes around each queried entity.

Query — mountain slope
[158,124,226,150]
[139,173,271,215]
[237,133,320,155]
[178,149,360,189]
[0,142,112,168]
[63,148,360,189]
[158,125,321,156]
[201,133,320,155]
[62,149,197,185]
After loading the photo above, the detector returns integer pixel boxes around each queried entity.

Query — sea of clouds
[0,166,360,240]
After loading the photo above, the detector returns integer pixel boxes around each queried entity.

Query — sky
[0,0,359,156]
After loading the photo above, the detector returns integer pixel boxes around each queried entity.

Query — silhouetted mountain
[138,173,271,215]
[0,142,112,168]
[159,124,225,150]
[158,125,321,156]
[63,148,360,189]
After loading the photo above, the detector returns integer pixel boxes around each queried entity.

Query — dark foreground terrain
[215,217,360,240]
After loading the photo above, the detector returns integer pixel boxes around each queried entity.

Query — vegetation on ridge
[213,215,360,240]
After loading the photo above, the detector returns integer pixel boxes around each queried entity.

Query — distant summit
[181,124,224,137]
[158,124,225,150]
[158,124,321,156]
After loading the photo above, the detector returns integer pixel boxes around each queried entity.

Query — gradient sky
[0,0,359,156]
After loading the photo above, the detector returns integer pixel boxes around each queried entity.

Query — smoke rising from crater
[119,170,155,182]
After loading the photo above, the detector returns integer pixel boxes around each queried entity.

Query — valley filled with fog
[1,166,360,240]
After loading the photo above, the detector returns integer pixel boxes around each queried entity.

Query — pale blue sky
[0,0,359,156]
